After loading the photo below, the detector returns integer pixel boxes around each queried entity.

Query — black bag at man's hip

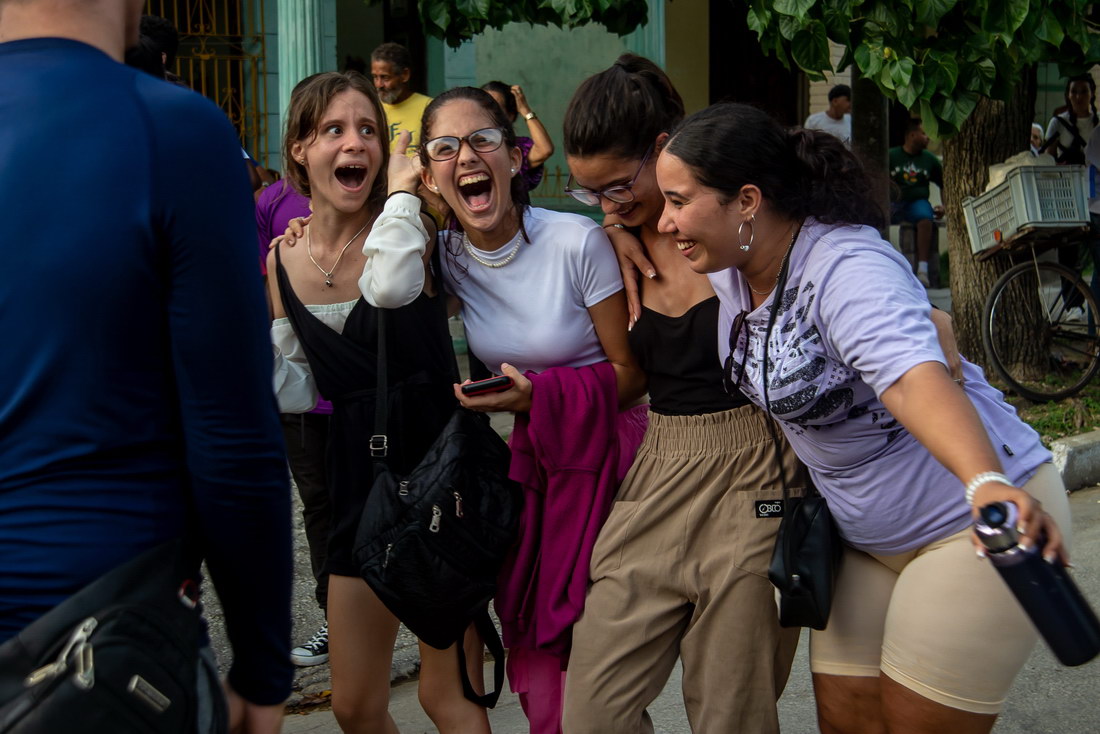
[354,406,523,650]
[0,540,220,734]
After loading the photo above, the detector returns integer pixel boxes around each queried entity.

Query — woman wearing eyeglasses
[656,102,1071,734]
[556,54,806,734]
[559,55,967,734]
[412,86,646,734]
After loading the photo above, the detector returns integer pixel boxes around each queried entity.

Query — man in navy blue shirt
[0,0,292,730]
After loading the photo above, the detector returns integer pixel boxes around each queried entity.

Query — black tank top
[274,244,455,486]
[628,296,748,416]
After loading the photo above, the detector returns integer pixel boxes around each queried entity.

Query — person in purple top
[257,178,311,275]
[481,81,554,192]
[654,103,1072,734]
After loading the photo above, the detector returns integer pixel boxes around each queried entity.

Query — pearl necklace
[307,219,370,287]
[463,229,523,268]
[747,224,801,295]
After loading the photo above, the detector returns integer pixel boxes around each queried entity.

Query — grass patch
[1003,378,1100,447]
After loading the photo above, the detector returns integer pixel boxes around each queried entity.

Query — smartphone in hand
[460,375,514,396]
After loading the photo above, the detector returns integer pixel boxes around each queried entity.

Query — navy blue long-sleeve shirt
[0,38,293,704]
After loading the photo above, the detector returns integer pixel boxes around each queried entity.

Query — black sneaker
[290,622,328,666]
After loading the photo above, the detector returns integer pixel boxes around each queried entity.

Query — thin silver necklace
[307,220,370,287]
[747,224,801,295]
[463,229,523,268]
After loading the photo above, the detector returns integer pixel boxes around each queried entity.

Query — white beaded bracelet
[964,471,1014,506]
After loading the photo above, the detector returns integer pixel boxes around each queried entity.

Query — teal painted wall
[471,23,629,213]
[426,3,664,216]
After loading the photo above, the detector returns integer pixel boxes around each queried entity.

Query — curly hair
[563,53,684,160]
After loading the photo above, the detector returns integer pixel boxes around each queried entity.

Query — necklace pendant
[325,279,333,287]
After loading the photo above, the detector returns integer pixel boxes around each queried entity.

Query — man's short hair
[371,42,412,73]
[828,84,851,102]
[905,117,924,135]
[140,15,179,67]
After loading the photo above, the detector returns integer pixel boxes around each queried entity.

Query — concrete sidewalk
[283,485,1100,734]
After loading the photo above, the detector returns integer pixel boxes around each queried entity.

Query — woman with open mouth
[268,71,490,734]
[413,86,647,733]
[657,102,1072,734]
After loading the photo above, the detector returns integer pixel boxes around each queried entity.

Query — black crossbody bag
[0,540,221,733]
[353,296,523,708]
[758,249,844,631]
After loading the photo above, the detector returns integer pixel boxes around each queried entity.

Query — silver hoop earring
[737,215,755,252]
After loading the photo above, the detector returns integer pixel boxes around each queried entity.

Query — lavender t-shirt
[708,219,1050,554]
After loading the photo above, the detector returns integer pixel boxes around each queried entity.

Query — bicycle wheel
[983,261,1100,402]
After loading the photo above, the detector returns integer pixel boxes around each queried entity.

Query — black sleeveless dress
[276,244,456,576]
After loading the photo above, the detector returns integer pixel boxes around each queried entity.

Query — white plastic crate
[962,165,1089,255]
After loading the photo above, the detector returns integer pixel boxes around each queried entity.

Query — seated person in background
[1031,123,1045,155]
[889,117,943,288]
[482,80,555,191]
[803,83,851,147]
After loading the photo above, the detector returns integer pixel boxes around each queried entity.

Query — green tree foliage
[746,0,1100,137]
[382,0,650,48]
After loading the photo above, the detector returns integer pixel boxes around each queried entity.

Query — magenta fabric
[506,646,567,734]
[497,362,647,656]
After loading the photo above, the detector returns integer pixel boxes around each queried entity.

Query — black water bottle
[975,501,1100,666]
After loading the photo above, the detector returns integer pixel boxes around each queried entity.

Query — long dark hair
[419,87,531,270]
[563,53,684,160]
[666,103,885,229]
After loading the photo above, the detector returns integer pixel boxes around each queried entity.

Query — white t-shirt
[804,110,851,147]
[439,207,623,374]
[1044,111,1096,164]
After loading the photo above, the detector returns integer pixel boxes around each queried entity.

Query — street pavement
[281,484,1100,734]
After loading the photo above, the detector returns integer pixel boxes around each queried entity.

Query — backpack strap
[1054,116,1089,163]
[455,609,506,709]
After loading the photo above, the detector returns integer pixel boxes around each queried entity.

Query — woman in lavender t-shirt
[654,102,1072,734]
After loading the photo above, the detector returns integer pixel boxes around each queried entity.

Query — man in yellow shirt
[370,42,431,157]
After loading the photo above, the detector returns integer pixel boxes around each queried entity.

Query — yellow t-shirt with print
[383,92,432,157]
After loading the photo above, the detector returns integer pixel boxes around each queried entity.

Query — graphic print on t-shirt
[729,281,901,446]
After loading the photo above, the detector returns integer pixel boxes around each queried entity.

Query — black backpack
[352,306,523,708]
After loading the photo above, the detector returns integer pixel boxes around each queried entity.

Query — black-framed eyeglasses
[564,146,653,207]
[722,310,751,397]
[423,127,505,161]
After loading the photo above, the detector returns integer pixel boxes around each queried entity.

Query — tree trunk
[942,67,1038,368]
[851,69,890,231]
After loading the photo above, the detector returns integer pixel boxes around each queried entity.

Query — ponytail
[666,103,884,229]
[564,53,684,159]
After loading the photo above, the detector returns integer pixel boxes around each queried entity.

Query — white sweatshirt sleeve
[271,320,318,413]
[358,192,428,308]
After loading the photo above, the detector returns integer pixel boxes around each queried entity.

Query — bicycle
[965,165,1098,402]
